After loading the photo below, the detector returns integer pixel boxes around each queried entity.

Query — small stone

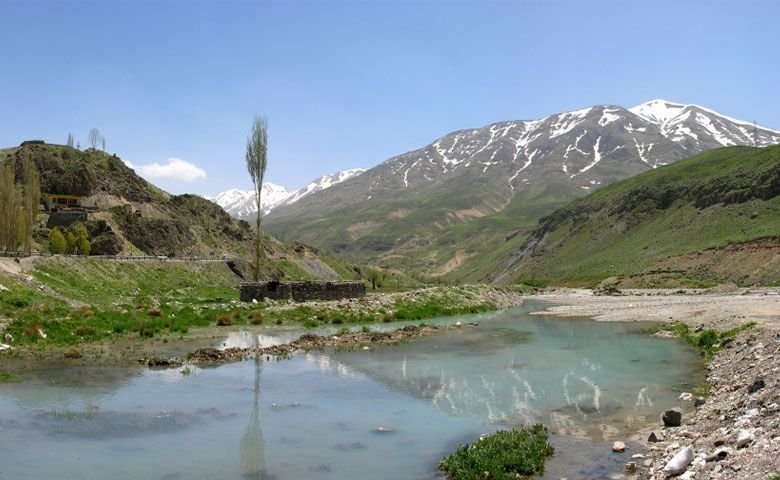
[679,392,694,401]
[648,430,666,443]
[679,471,696,480]
[624,462,637,473]
[694,396,706,407]
[662,408,683,427]
[612,441,626,452]
[713,437,728,447]
[736,430,754,448]
[704,448,730,462]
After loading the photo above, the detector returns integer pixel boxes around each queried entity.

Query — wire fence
[0,251,234,263]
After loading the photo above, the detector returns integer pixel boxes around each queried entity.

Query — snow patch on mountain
[210,168,366,218]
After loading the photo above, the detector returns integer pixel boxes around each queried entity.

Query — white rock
[0,343,11,350]
[362,346,370,351]
[736,430,754,448]
[680,471,696,480]
[0,283,8,291]
[4,333,13,343]
[455,321,462,326]
[612,441,626,452]
[663,446,694,475]
[742,408,759,419]
[252,298,258,304]
[679,392,694,401]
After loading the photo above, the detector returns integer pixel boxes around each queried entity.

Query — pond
[0,301,704,479]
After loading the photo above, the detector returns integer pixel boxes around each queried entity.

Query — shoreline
[528,288,780,479]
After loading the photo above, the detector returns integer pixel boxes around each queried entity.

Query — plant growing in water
[439,424,554,480]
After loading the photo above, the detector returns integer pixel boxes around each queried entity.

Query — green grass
[439,425,554,480]
[509,146,780,286]
[0,372,23,383]
[649,321,756,359]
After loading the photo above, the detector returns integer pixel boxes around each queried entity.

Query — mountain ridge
[261,99,780,280]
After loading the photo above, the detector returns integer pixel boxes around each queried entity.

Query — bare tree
[245,116,269,281]
[88,128,102,150]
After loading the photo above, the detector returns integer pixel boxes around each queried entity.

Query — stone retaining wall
[240,281,366,302]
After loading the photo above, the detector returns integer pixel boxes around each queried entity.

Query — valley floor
[530,288,780,480]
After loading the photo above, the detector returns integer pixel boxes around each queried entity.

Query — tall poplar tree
[245,116,268,281]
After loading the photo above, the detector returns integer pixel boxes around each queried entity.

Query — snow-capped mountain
[208,183,292,217]
[262,99,780,277]
[210,168,366,218]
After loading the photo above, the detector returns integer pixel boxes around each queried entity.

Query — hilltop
[0,142,345,281]
[263,100,780,281]
[492,145,780,287]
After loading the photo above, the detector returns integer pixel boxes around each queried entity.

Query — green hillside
[496,145,780,287]
[0,142,347,281]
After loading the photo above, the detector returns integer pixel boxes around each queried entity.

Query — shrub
[303,319,317,329]
[231,310,241,319]
[216,314,233,326]
[147,308,161,317]
[382,312,394,323]
[63,347,82,359]
[439,425,554,480]
[75,326,97,336]
[249,312,263,325]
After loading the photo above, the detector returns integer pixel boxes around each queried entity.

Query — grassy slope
[0,143,352,280]
[507,146,780,286]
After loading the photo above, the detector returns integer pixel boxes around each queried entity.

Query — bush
[439,425,554,480]
[147,308,161,317]
[303,319,317,329]
[249,312,263,325]
[216,314,233,326]
[63,347,82,359]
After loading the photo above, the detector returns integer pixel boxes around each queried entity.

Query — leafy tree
[88,128,102,150]
[77,233,91,256]
[367,268,384,290]
[245,116,269,281]
[48,228,66,254]
[66,133,74,148]
[0,164,22,251]
[65,231,77,254]
[19,158,40,252]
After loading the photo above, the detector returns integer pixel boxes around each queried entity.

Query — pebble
[679,392,694,401]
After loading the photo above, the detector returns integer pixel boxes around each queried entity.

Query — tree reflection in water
[240,354,267,479]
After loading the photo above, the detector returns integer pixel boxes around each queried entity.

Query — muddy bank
[530,288,780,479]
[187,323,477,364]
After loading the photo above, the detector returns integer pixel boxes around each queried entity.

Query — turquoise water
[0,302,703,479]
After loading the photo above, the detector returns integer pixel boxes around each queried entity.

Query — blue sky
[1,0,778,195]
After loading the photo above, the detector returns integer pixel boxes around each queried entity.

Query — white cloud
[136,158,207,182]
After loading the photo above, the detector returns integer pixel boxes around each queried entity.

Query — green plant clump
[652,321,756,358]
[439,425,554,480]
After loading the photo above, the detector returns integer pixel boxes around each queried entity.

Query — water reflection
[298,306,702,440]
[240,356,267,479]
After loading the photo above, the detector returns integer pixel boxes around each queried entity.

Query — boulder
[662,446,694,476]
[612,441,626,452]
[662,408,682,427]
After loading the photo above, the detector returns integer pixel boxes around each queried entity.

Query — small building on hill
[43,194,83,212]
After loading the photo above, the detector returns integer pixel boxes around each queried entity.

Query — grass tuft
[439,425,554,480]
